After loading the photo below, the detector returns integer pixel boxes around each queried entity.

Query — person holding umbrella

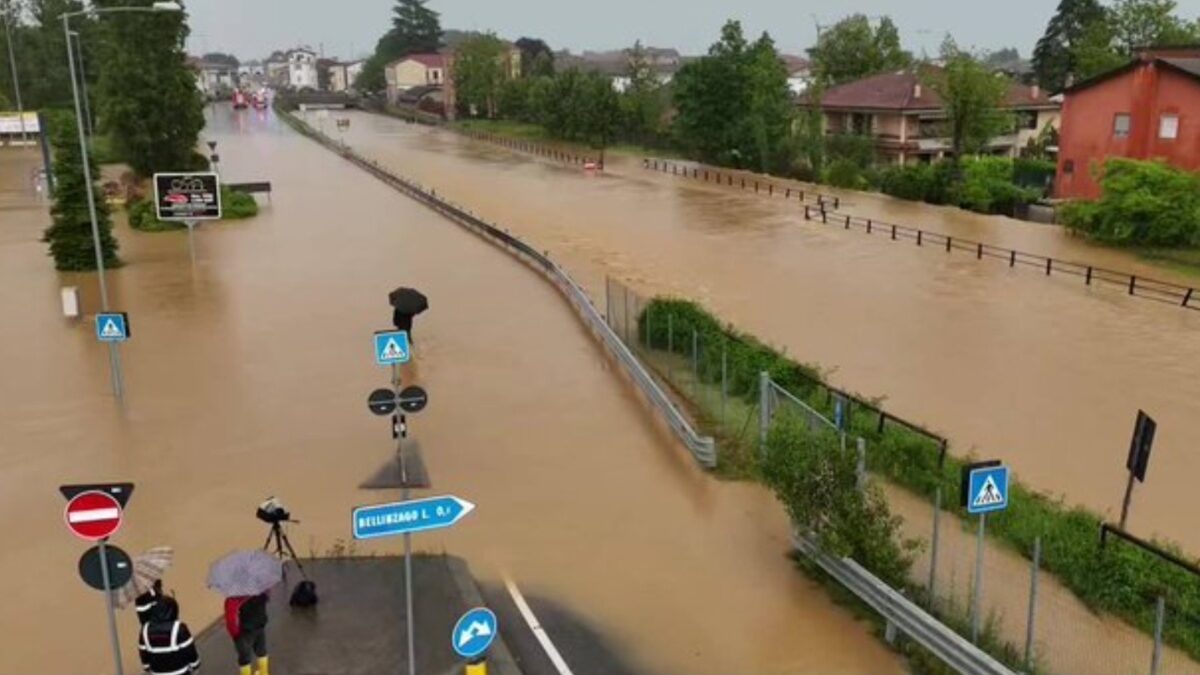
[208,550,282,675]
[389,287,428,342]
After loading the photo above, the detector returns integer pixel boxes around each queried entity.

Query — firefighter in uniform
[137,596,201,675]
[135,579,163,626]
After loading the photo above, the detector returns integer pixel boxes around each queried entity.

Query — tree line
[1,0,203,270]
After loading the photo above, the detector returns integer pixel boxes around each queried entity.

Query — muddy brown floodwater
[0,109,902,673]
[333,110,1200,556]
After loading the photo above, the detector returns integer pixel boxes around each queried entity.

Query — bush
[880,164,935,202]
[127,188,257,232]
[1061,158,1200,247]
[221,187,259,219]
[956,157,1039,215]
[824,133,876,169]
[823,158,865,189]
[1013,157,1056,194]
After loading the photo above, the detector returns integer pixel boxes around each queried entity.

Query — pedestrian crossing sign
[967,465,1009,515]
[95,313,129,343]
[374,330,411,366]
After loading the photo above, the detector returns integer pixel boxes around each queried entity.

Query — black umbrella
[388,287,429,315]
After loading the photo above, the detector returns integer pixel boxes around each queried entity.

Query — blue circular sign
[452,607,498,659]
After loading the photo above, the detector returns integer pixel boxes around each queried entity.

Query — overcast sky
[187,0,1200,62]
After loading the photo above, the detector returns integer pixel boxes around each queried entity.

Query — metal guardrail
[280,109,717,468]
[793,533,1017,675]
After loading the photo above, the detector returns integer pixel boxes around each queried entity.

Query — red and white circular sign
[64,491,123,541]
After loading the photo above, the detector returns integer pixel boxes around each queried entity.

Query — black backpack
[289,580,318,608]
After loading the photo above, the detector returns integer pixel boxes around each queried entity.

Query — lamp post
[68,30,94,138]
[2,8,28,143]
[60,0,182,407]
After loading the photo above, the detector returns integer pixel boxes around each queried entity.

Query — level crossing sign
[967,465,1009,515]
[374,330,411,366]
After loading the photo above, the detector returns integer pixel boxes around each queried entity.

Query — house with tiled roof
[386,53,450,104]
[806,68,1060,165]
[1056,46,1200,200]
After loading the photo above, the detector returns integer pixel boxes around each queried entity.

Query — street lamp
[2,8,28,143]
[67,31,93,139]
[60,0,183,406]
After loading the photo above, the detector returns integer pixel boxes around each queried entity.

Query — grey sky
[187,0,1200,62]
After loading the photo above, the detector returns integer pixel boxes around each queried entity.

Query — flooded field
[333,110,1200,556]
[0,110,900,674]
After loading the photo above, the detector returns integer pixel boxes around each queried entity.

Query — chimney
[913,82,922,99]
[1031,84,1040,99]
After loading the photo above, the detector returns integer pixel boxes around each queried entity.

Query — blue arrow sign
[374,330,411,366]
[452,607,498,659]
[95,313,129,343]
[352,495,475,540]
[967,465,1009,515]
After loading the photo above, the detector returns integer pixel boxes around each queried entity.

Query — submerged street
[0,107,902,674]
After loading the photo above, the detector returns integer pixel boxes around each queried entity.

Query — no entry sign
[64,490,123,541]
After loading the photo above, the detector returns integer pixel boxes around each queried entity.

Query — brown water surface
[0,110,900,674]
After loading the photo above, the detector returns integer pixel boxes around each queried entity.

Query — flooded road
[0,111,901,673]
[334,110,1200,556]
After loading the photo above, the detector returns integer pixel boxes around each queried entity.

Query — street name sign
[65,490,124,541]
[452,607,498,659]
[153,172,222,221]
[967,465,1009,515]
[374,330,411,366]
[352,495,474,540]
[95,313,129,343]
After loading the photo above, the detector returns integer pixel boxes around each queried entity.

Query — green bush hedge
[640,296,1200,662]
[1061,158,1200,247]
[126,187,258,231]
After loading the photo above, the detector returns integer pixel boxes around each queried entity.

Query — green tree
[1061,158,1200,246]
[928,39,1012,161]
[807,15,911,87]
[42,109,119,270]
[620,40,667,145]
[357,0,441,92]
[94,0,202,177]
[454,33,506,118]
[673,21,793,171]
[1111,0,1197,52]
[1072,15,1126,80]
[1032,0,1108,92]
[2,0,89,110]
[514,36,553,77]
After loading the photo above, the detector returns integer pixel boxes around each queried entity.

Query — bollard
[804,206,810,220]
[1184,288,1194,307]
[1086,266,1093,285]
[821,209,827,224]
[945,236,952,252]
[1129,275,1137,295]
[786,188,791,198]
[768,184,773,195]
[1046,258,1053,275]
[465,659,488,675]
[1011,251,1017,267]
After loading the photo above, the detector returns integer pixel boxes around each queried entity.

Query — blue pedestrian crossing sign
[95,313,129,343]
[374,330,410,366]
[452,607,498,659]
[967,465,1009,515]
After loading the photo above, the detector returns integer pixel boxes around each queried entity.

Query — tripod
[262,519,306,579]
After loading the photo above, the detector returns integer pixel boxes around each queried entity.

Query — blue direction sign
[967,465,1010,515]
[452,607,498,659]
[352,494,475,540]
[95,313,129,342]
[374,330,411,366]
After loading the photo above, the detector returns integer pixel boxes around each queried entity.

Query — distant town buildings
[329,61,365,93]
[287,48,319,90]
[1055,46,1200,200]
[807,68,1060,165]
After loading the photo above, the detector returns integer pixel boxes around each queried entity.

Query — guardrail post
[1024,536,1041,670]
[945,235,952,252]
[1184,288,1194,307]
[721,343,728,425]
[928,487,941,608]
[799,190,804,201]
[884,620,897,645]
[977,243,984,259]
[834,196,840,209]
[866,219,873,234]
[1130,275,1137,295]
[821,210,828,224]
[759,371,771,456]
[845,215,851,229]
[804,206,810,220]
[1086,266,1093,285]
[1046,258,1052,275]
[667,314,674,380]
[891,225,897,240]
[604,277,612,329]
[1151,596,1165,675]
[769,184,773,196]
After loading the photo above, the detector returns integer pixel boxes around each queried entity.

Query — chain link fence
[606,277,1200,675]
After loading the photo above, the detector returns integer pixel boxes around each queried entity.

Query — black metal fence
[643,158,841,209]
[459,130,600,168]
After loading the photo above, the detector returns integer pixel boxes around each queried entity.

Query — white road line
[504,577,575,675]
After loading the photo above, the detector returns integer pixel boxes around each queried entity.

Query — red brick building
[1056,47,1200,200]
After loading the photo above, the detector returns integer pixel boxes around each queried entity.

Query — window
[1113,113,1131,138]
[1063,160,1075,175]
[1159,114,1179,140]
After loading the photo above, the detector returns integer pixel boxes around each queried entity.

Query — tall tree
[928,38,1012,162]
[1110,0,1197,52]
[95,0,203,176]
[1072,16,1125,80]
[514,36,553,77]
[620,40,667,144]
[357,0,441,92]
[1032,0,1107,92]
[42,109,119,270]
[674,21,793,171]
[454,33,506,118]
[807,15,911,87]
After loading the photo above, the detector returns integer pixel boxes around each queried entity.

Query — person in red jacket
[224,593,269,675]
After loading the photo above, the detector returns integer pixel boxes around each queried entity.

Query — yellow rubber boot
[239,666,252,675]
[256,656,270,675]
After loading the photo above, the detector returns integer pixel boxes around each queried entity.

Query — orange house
[1056,47,1200,200]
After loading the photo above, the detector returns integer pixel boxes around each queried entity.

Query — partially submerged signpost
[153,172,222,265]
[961,460,1009,644]
[1120,410,1157,530]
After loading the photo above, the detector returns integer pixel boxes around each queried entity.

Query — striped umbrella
[207,550,282,598]
[112,546,174,609]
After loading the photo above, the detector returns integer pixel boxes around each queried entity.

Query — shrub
[823,158,865,189]
[956,157,1039,215]
[221,187,259,219]
[880,164,935,202]
[127,188,257,231]
[42,109,120,270]
[824,133,876,169]
[1061,158,1200,247]
[1013,157,1056,194]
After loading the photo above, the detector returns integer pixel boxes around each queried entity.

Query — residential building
[238,61,266,89]
[782,55,812,96]
[197,59,238,99]
[1055,47,1200,200]
[809,69,1060,165]
[287,48,319,90]
[385,53,449,104]
[329,60,365,93]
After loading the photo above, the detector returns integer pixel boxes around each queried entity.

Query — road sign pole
[108,342,124,399]
[971,513,986,643]
[392,368,416,675]
[97,540,125,675]
[1119,472,1136,530]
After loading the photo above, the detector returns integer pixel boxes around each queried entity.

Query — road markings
[504,577,575,675]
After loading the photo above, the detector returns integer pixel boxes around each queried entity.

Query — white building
[329,60,365,92]
[288,48,318,90]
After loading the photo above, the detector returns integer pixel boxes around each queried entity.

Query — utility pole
[3,7,28,143]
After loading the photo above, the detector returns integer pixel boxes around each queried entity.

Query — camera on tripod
[256,496,293,525]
